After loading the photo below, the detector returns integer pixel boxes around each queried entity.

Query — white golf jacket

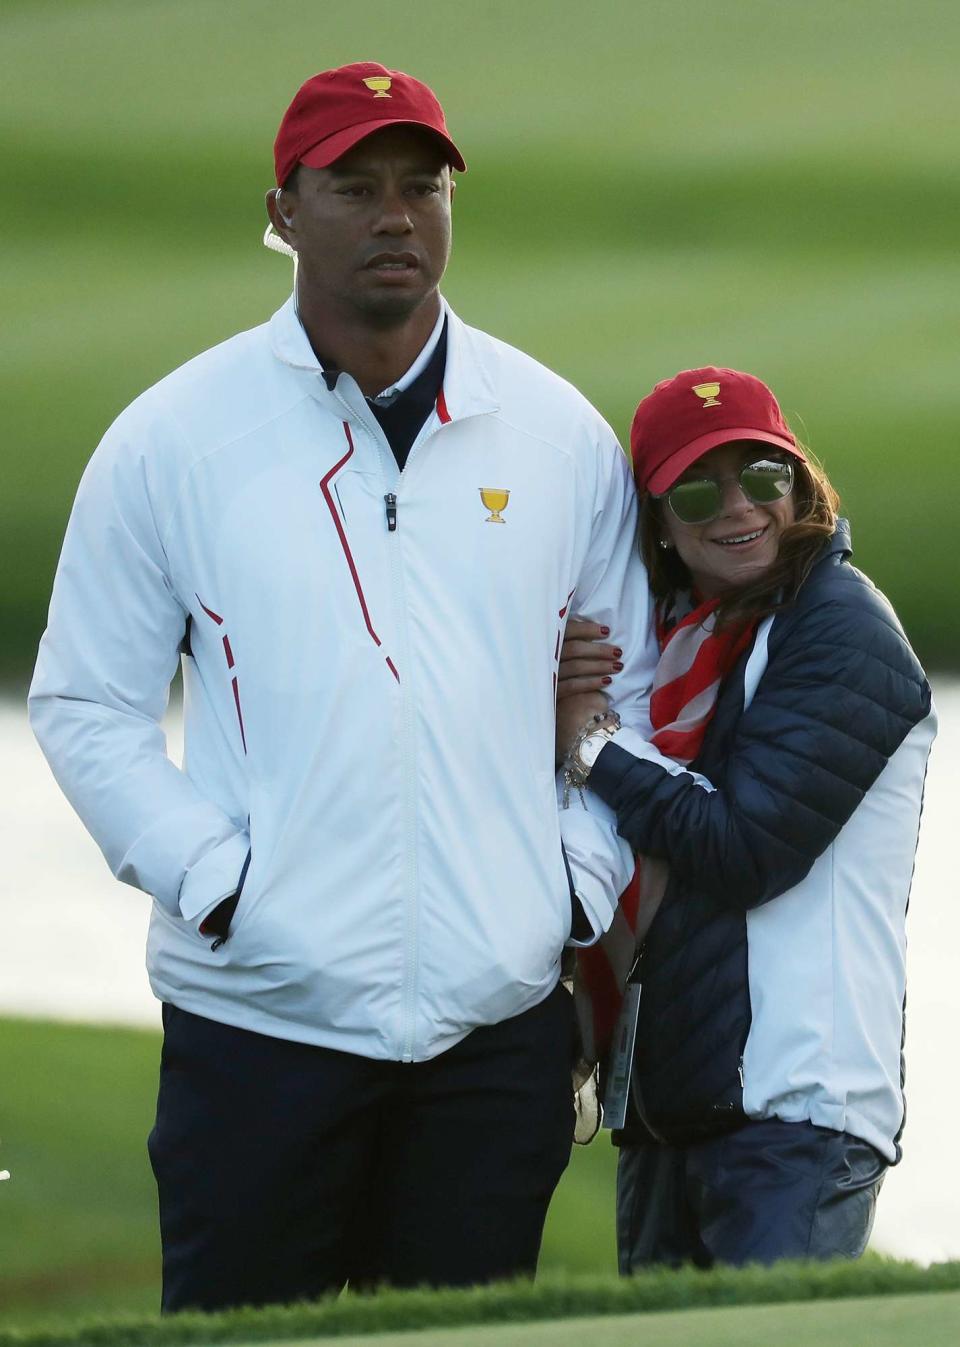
[29,297,657,1060]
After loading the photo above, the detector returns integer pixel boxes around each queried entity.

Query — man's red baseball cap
[274,61,467,187]
[630,366,806,495]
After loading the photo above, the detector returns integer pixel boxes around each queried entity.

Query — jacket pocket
[198,846,251,950]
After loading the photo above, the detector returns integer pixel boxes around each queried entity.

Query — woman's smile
[710,524,769,547]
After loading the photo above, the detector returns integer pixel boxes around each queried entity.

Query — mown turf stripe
[238,1292,960,1347]
[1,1259,958,1347]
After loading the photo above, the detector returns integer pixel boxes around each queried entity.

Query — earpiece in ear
[275,189,294,227]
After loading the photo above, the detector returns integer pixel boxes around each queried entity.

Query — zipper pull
[384,493,398,532]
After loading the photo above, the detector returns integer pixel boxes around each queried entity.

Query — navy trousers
[148,986,575,1311]
[617,1118,887,1271]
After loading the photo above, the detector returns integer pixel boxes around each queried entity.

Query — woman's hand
[556,690,610,766]
[558,619,622,700]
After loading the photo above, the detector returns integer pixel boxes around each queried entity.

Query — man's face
[271,126,454,326]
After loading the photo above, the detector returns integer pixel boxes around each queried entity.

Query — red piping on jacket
[196,594,247,754]
[436,387,451,424]
[230,677,248,753]
[320,423,400,684]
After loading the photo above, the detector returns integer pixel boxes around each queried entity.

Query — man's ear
[275,188,295,226]
[265,187,295,243]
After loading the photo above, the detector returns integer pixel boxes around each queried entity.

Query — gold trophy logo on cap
[692,382,721,408]
[479,487,510,523]
[362,76,392,98]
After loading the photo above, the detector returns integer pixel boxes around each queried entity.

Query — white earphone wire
[262,222,297,258]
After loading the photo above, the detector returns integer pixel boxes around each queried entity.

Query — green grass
[0,1019,161,1319]
[218,1294,960,1347]
[1,1266,959,1347]
[1,0,959,683]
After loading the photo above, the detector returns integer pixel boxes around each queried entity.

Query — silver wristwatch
[571,724,619,782]
[565,713,621,791]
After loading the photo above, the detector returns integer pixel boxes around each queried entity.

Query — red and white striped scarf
[573,596,756,1065]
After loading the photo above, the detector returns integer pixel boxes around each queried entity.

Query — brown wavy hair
[638,444,840,629]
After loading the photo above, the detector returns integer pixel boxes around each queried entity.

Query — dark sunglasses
[662,457,795,525]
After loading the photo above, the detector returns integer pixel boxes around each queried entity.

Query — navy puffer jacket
[590,522,934,1154]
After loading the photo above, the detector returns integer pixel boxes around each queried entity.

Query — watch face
[580,734,606,769]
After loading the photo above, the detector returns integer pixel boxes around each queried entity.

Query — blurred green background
[1,0,958,1324]
[1,0,958,685]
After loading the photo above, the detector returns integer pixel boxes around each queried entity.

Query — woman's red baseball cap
[274,62,467,186]
[630,367,805,495]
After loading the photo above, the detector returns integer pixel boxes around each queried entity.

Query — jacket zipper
[334,393,432,1062]
[384,413,453,1059]
[393,539,420,1062]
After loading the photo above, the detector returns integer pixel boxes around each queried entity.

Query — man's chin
[354,288,434,326]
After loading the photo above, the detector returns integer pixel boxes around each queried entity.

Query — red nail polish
[600,626,610,636]
[613,648,623,658]
[602,676,612,685]
[613,662,623,672]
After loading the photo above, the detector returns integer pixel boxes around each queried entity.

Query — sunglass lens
[667,479,721,524]
[740,459,793,502]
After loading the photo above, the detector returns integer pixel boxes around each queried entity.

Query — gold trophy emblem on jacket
[480,488,510,523]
